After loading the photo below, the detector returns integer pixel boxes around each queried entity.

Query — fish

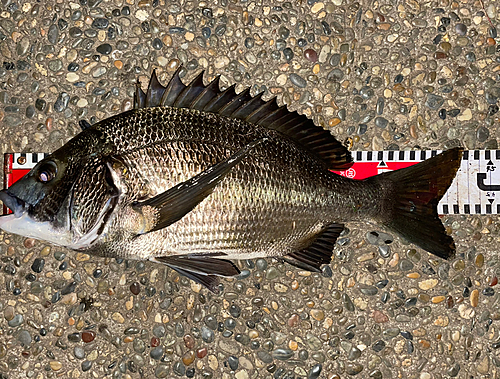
[0,67,463,293]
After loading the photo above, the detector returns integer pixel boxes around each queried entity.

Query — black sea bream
[0,68,462,292]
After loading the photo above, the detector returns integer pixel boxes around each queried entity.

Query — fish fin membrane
[283,223,344,272]
[371,147,463,260]
[133,139,265,233]
[166,266,221,293]
[135,67,353,171]
[154,256,241,293]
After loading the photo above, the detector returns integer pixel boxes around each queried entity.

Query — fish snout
[0,190,26,218]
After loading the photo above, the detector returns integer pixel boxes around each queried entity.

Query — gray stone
[16,37,29,56]
[17,330,31,345]
[289,73,307,88]
[308,364,322,379]
[476,126,489,142]
[8,314,24,327]
[54,92,70,112]
[425,94,444,110]
[455,23,467,35]
[74,346,85,359]
[447,363,460,377]
[150,346,164,360]
[257,351,273,363]
[201,326,214,343]
[47,24,58,44]
[272,348,293,360]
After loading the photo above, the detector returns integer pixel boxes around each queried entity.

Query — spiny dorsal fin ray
[145,70,166,108]
[135,68,353,170]
[134,84,146,109]
[174,71,206,108]
[160,66,187,107]
[190,75,222,110]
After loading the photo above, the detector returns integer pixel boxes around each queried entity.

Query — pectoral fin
[134,139,265,234]
[153,255,240,293]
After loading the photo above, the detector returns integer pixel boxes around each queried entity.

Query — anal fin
[283,223,344,272]
[153,255,240,293]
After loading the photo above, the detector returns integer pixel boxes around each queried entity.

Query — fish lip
[0,190,26,218]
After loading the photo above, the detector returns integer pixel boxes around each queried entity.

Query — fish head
[0,150,76,246]
[0,142,120,250]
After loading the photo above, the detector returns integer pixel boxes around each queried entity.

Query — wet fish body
[0,69,462,292]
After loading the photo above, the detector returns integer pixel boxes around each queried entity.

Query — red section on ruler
[2,154,30,214]
[332,161,418,180]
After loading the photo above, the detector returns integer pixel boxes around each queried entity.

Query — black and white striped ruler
[4,151,500,215]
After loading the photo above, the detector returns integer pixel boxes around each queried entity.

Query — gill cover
[68,158,121,248]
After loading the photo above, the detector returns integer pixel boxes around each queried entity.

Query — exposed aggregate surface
[0,0,500,378]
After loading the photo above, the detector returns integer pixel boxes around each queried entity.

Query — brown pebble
[377,23,391,30]
[151,336,160,347]
[114,60,123,70]
[49,361,62,371]
[288,314,300,327]
[162,35,173,47]
[372,310,389,323]
[182,350,195,366]
[470,289,479,307]
[23,238,36,248]
[4,306,14,321]
[310,309,325,321]
[130,282,140,295]
[434,52,448,59]
[418,293,430,303]
[418,339,431,349]
[329,118,341,127]
[475,253,484,268]
[304,48,318,63]
[184,334,195,349]
[196,347,207,358]
[53,327,64,337]
[375,13,385,22]
[409,124,418,139]
[82,331,95,343]
[490,276,498,286]
[446,295,454,309]
[393,83,405,92]
[45,117,53,131]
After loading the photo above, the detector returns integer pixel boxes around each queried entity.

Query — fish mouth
[0,189,26,218]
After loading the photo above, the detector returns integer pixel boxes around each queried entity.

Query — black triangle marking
[378,161,387,167]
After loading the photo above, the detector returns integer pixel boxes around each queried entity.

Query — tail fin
[370,148,463,259]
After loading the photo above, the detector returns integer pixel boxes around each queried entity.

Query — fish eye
[36,161,57,183]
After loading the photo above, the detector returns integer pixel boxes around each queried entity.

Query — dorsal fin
[134,68,353,170]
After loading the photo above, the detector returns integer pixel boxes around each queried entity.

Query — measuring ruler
[3,151,500,215]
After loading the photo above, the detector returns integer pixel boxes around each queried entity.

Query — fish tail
[370,147,463,259]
